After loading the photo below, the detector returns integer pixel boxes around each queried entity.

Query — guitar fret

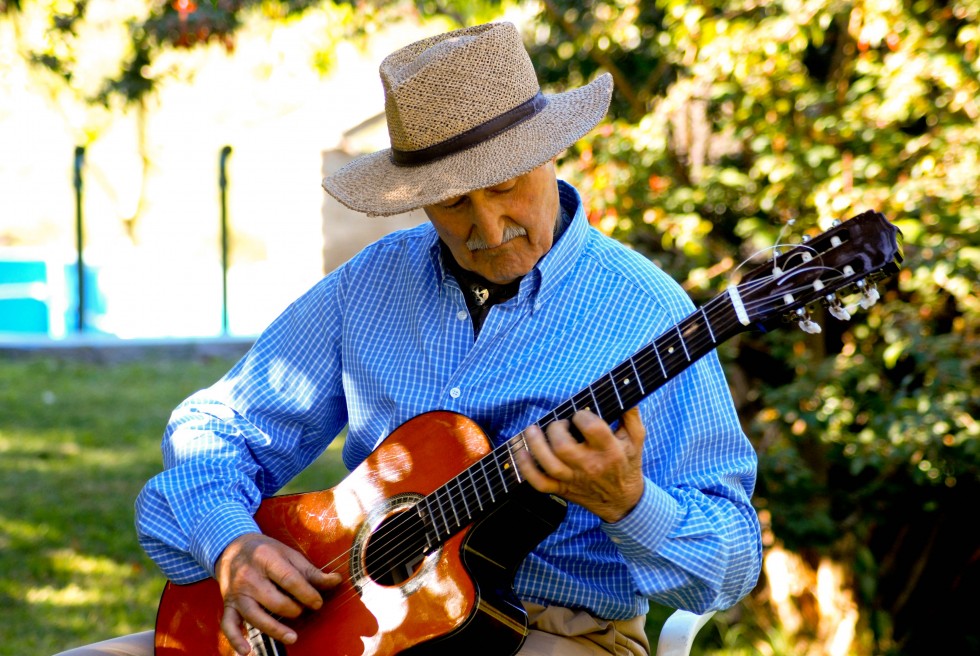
[701,306,717,343]
[506,444,523,484]
[589,385,599,412]
[456,475,472,520]
[480,458,496,503]
[417,504,434,551]
[675,324,691,361]
[467,468,484,511]
[495,451,510,494]
[423,496,438,539]
[446,482,460,527]
[654,342,667,378]
[629,357,646,395]
[608,372,624,410]
[433,487,450,535]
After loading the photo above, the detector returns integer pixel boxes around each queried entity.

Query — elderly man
[57,21,761,656]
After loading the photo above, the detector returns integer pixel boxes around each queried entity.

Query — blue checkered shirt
[135,181,762,619]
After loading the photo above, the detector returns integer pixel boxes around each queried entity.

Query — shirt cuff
[601,481,680,557]
[188,501,261,577]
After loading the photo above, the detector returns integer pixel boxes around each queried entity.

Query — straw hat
[322,22,613,217]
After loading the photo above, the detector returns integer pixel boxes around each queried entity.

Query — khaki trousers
[52,603,650,656]
[52,631,153,656]
[519,603,650,656]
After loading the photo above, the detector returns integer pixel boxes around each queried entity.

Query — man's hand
[215,532,342,655]
[516,407,646,523]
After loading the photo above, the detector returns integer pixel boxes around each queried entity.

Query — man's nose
[468,196,506,247]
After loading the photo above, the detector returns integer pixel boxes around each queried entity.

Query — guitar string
[249,221,891,636]
[327,267,848,584]
[298,266,860,618]
[251,264,864,630]
[236,222,892,640]
[376,255,877,571]
[284,246,848,587]
[304,265,857,608]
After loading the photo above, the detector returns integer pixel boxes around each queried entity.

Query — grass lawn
[0,354,349,655]
[0,352,711,655]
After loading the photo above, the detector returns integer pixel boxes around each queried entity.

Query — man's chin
[466,244,538,282]
[469,263,529,285]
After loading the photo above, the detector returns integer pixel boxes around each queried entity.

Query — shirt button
[457,310,467,320]
[534,301,542,311]
[449,387,461,399]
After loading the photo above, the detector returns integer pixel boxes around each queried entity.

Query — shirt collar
[530,180,589,309]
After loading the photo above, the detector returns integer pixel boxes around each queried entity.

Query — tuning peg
[856,280,880,309]
[795,307,822,334]
[826,294,852,321]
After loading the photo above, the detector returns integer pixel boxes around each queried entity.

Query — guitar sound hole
[363,510,429,586]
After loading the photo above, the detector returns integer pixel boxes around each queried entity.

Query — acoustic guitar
[155,211,902,655]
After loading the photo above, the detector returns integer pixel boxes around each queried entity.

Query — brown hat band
[391,92,549,167]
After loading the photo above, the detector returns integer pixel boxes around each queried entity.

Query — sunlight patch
[47,548,135,578]
[26,583,97,606]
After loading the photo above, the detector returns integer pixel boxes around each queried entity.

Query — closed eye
[488,181,517,194]
[438,195,466,210]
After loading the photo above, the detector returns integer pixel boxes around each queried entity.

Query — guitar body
[154,411,567,655]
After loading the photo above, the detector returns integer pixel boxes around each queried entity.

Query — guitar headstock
[730,210,903,333]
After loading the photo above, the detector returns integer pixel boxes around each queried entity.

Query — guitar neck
[419,293,745,546]
[534,294,745,431]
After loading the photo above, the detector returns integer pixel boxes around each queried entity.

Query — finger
[220,604,256,656]
[270,556,331,612]
[524,423,576,480]
[246,538,338,614]
[616,407,646,451]
[515,441,560,494]
[284,550,343,591]
[226,591,299,647]
[569,409,618,449]
[253,576,307,619]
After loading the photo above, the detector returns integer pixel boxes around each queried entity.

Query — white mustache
[467,225,527,251]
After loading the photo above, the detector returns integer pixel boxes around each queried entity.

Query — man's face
[424,161,560,284]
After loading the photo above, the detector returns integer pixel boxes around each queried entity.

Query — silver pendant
[471,285,489,306]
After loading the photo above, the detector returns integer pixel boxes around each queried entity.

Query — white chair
[655,610,716,656]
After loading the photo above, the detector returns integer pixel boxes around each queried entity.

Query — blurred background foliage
[530,1,978,654]
[2,0,977,654]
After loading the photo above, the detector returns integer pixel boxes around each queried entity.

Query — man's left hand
[516,407,645,523]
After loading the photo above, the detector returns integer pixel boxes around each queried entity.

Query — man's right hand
[215,532,342,655]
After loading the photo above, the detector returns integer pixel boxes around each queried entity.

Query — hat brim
[323,73,613,217]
